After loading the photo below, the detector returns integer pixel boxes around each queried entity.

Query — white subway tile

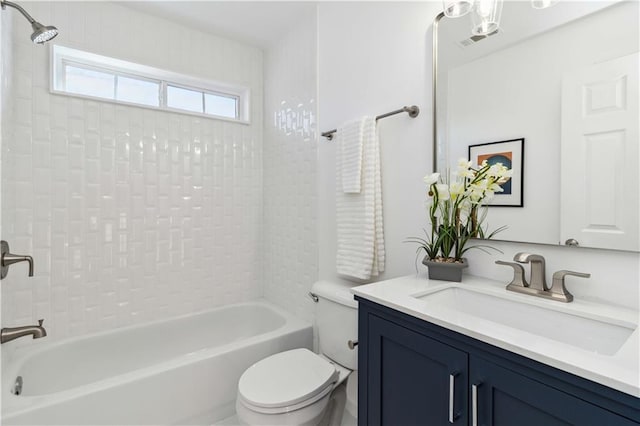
[3,1,264,342]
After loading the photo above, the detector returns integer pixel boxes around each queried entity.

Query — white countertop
[351,272,640,398]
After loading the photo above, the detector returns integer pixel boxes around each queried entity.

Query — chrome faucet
[1,319,47,344]
[1,240,34,279]
[496,254,590,303]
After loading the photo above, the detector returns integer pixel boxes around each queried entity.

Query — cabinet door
[470,356,638,426]
[366,315,468,426]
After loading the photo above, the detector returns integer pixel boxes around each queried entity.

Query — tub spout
[1,319,47,344]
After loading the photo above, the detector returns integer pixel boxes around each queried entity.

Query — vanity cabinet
[357,297,640,426]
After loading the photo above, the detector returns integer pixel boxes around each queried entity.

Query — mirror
[434,0,639,251]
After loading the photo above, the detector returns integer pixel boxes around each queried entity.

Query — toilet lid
[238,348,338,409]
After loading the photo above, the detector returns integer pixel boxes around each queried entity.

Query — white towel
[336,116,385,280]
[339,118,365,193]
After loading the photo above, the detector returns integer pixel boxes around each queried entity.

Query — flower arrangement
[408,159,513,264]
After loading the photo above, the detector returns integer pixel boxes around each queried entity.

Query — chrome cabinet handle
[472,383,480,426]
[449,373,457,423]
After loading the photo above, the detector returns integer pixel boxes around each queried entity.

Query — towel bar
[321,105,420,140]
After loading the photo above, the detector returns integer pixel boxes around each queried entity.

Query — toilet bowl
[236,348,350,426]
[235,281,358,426]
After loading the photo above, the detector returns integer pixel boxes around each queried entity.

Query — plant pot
[422,256,469,282]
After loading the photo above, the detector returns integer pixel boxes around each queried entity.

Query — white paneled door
[561,52,639,251]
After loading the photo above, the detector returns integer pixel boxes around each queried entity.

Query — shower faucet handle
[1,240,34,279]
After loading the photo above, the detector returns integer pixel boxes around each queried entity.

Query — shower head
[1,0,59,44]
[30,21,58,44]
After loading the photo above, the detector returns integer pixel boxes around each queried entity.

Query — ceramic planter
[422,256,469,282]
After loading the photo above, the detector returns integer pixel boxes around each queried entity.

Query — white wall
[317,1,441,284]
[1,1,264,342]
[446,1,638,245]
[263,10,318,323]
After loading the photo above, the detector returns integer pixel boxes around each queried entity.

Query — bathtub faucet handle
[1,240,34,279]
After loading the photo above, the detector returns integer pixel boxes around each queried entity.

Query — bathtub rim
[2,299,312,419]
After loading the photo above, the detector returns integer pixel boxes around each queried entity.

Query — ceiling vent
[457,28,501,48]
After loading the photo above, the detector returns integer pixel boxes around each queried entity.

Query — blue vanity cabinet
[356,297,640,426]
[365,314,469,425]
[471,356,637,426]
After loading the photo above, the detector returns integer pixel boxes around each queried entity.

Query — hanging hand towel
[336,116,385,280]
[339,118,365,193]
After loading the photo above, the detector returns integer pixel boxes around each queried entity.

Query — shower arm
[1,0,37,24]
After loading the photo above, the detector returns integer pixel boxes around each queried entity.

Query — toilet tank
[311,280,358,370]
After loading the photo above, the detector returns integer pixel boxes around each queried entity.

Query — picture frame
[468,138,524,207]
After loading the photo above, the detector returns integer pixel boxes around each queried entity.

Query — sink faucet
[514,252,548,291]
[496,254,590,303]
[1,319,47,344]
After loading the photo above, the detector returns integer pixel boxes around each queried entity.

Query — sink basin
[415,287,636,355]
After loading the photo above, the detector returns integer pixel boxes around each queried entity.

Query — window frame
[50,45,250,124]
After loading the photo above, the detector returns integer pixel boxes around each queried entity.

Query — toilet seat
[237,348,339,414]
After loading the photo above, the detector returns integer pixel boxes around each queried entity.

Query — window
[51,45,249,122]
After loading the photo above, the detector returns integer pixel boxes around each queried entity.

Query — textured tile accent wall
[1,13,12,242]
[263,14,318,323]
[1,2,264,342]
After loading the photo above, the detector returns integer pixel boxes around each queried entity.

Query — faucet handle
[1,241,34,279]
[550,270,591,302]
[495,260,529,288]
[38,319,44,327]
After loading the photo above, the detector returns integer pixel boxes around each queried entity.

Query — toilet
[236,281,358,426]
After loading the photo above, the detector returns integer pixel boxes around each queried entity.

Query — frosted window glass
[65,65,115,99]
[117,76,160,107]
[205,93,238,118]
[167,85,203,113]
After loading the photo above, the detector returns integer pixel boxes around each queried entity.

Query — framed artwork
[468,138,524,207]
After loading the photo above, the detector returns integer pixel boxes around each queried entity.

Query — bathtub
[1,300,312,425]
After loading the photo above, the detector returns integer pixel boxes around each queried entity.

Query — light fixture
[531,0,559,9]
[443,0,475,18]
[0,0,58,44]
[470,0,504,36]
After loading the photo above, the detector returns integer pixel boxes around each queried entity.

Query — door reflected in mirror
[435,0,639,251]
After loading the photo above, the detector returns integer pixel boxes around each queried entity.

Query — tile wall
[263,12,318,323]
[1,2,264,342]
[0,12,11,241]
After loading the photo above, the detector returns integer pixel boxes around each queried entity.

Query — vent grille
[457,29,501,48]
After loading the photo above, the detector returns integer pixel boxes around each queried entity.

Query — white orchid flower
[435,183,450,201]
[488,163,503,177]
[449,181,465,199]
[423,172,440,186]
[489,182,504,193]
[458,158,472,169]
[458,167,475,179]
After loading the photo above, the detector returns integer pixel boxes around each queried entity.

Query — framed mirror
[434,0,639,251]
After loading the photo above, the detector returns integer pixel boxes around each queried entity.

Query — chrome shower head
[30,21,58,44]
[1,0,59,44]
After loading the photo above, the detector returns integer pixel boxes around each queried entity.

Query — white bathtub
[1,300,312,425]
